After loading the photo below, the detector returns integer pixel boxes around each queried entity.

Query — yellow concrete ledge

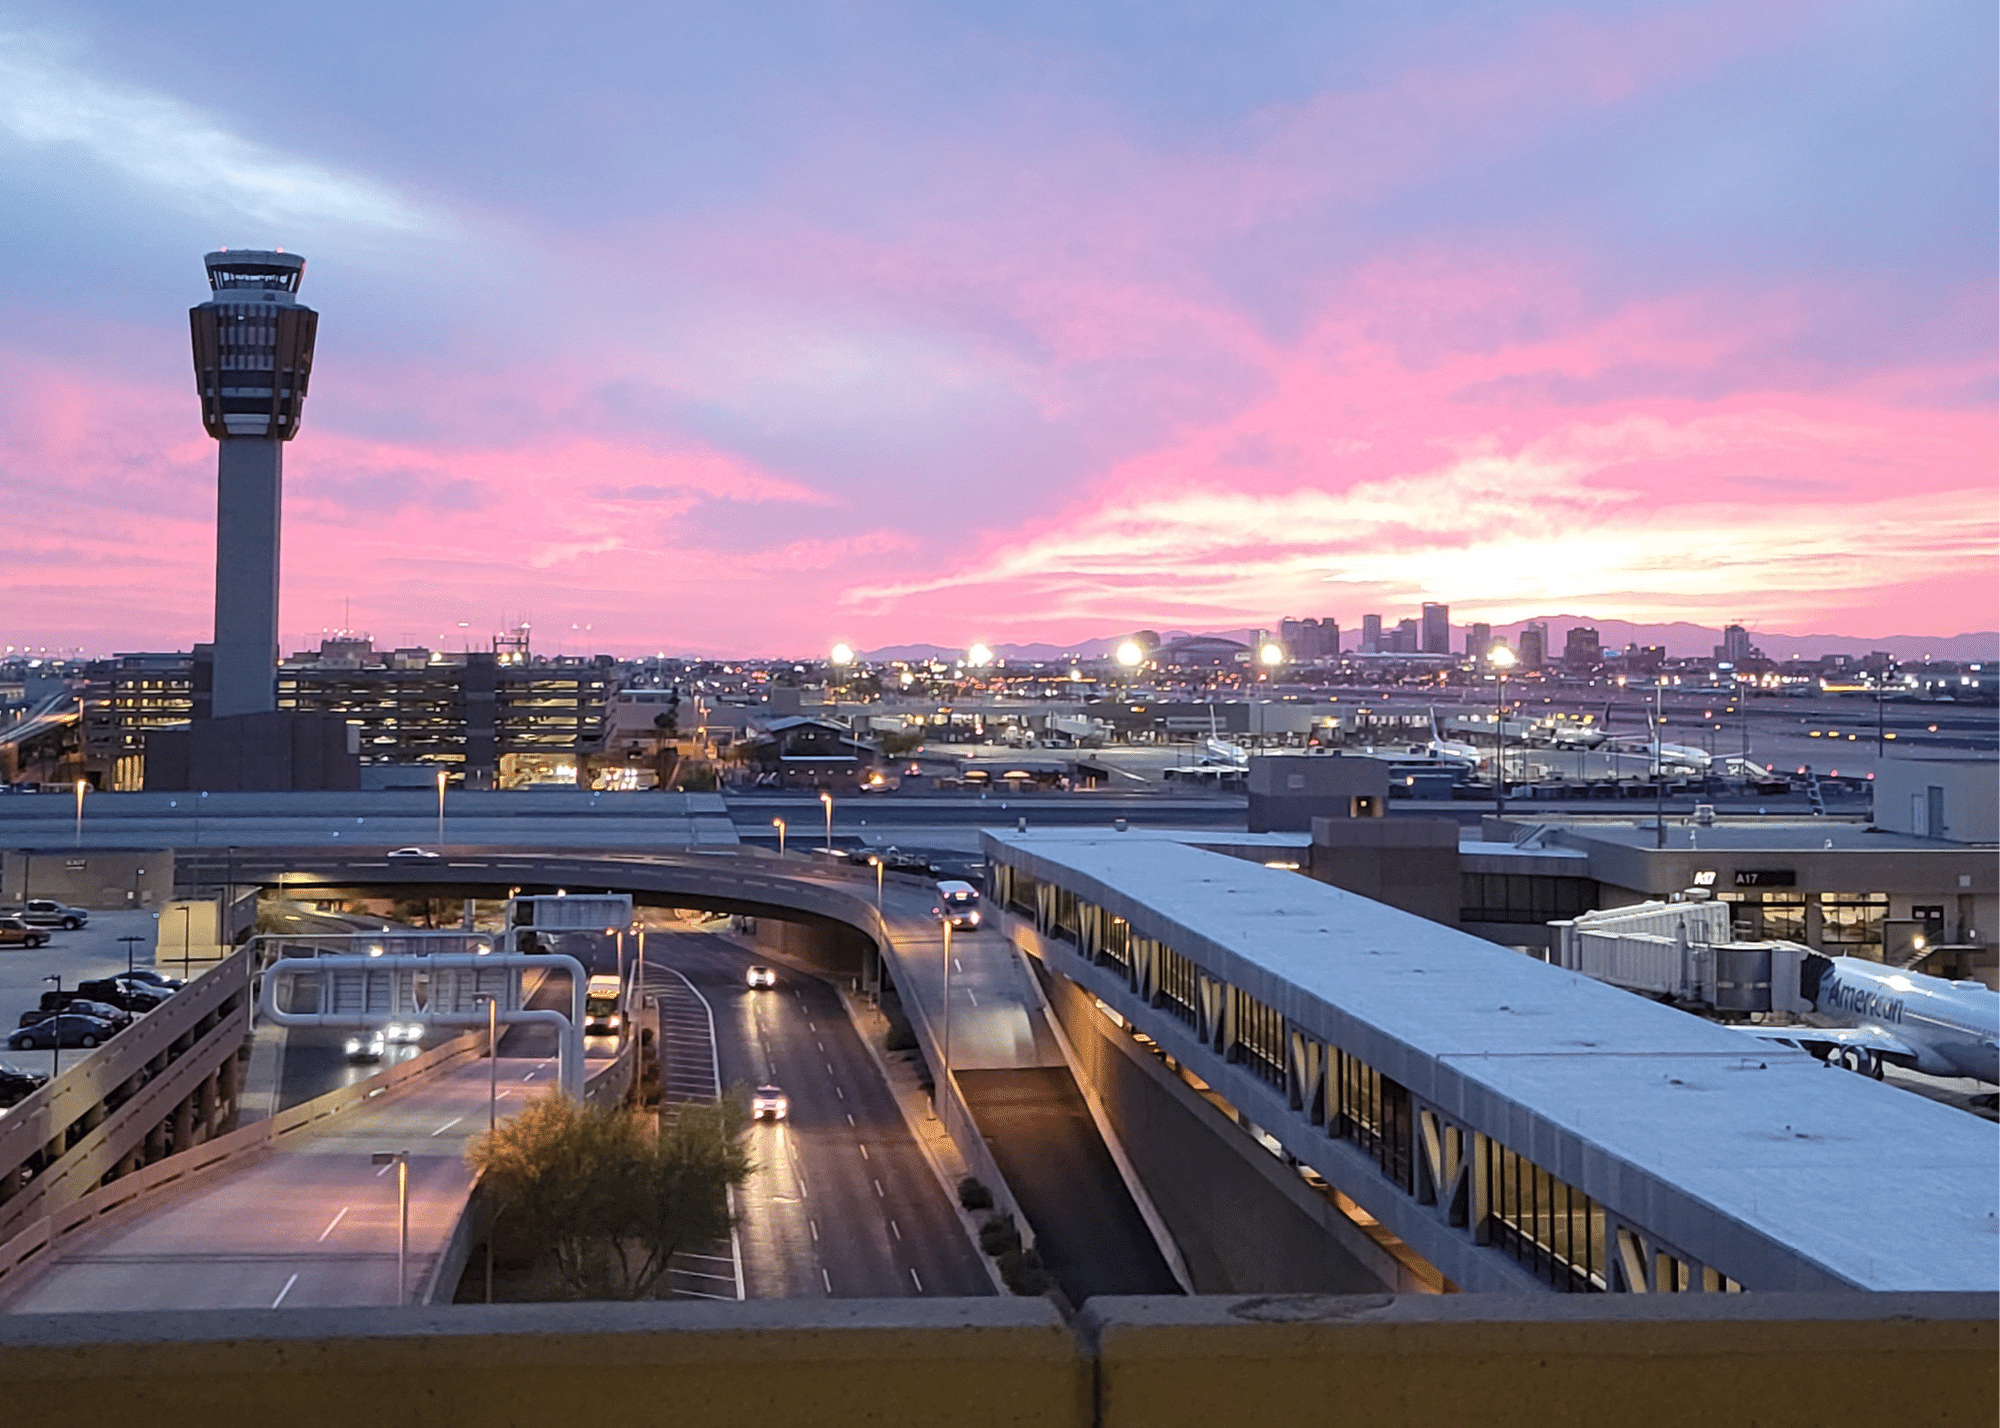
[0,1298,1087,1428]
[1082,1292,1999,1428]
[0,1292,1991,1428]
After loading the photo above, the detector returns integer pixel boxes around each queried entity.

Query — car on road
[345,1031,387,1063]
[751,1085,789,1120]
[387,847,441,860]
[0,1062,48,1106]
[584,974,624,1034]
[745,965,777,990]
[383,1022,424,1044]
[8,1013,118,1051]
[13,900,89,930]
[0,917,49,949]
[933,880,983,930]
[122,969,183,990]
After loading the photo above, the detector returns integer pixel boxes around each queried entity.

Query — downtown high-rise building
[1420,602,1450,655]
[1468,622,1492,663]
[1516,622,1548,670]
[1360,614,1382,654]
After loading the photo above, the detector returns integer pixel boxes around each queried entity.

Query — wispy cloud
[0,30,435,236]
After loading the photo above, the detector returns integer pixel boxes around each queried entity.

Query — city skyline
[0,4,1994,656]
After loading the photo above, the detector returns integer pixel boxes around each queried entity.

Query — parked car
[8,1013,118,1050]
[0,1061,48,1106]
[121,969,184,990]
[14,900,88,930]
[29,996,132,1030]
[0,917,49,949]
[76,978,169,1013]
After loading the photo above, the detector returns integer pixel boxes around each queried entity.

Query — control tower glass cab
[189,250,320,719]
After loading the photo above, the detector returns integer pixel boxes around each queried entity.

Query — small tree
[468,1090,751,1299]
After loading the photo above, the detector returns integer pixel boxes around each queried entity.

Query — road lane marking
[807,1021,816,1031]
[909,1268,923,1293]
[873,1179,884,1198]
[272,1273,299,1308]
[430,1116,463,1137]
[809,1219,819,1242]
[966,989,978,1006]
[835,1086,844,1100]
[825,1062,834,1074]
[858,1144,868,1160]
[845,1112,855,1127]
[522,1071,537,1081]
[890,1219,901,1242]
[954,958,963,973]
[821,1268,832,1294]
[375,1161,397,1177]
[316,1207,349,1241]
[816,1040,824,1051]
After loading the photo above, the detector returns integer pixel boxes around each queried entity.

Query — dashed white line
[809,1219,819,1242]
[858,1144,869,1160]
[835,1086,844,1100]
[430,1116,463,1137]
[821,1268,832,1294]
[845,1112,855,1127]
[967,990,978,1007]
[954,958,963,973]
[272,1273,299,1308]
[873,1178,884,1198]
[316,1207,349,1242]
[825,1062,835,1074]
[890,1219,902,1242]
[909,1268,924,1293]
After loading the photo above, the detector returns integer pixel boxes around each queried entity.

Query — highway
[643,928,992,1298]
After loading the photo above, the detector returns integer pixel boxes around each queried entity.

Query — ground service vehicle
[584,974,624,1034]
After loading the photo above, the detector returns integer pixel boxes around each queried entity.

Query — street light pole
[371,1151,410,1304]
[772,818,785,858]
[119,935,142,977]
[73,779,87,846]
[870,856,883,914]
[820,790,833,851]
[43,975,61,1081]
[435,769,447,846]
[474,995,499,1129]
[941,921,953,1080]
[1489,647,1516,815]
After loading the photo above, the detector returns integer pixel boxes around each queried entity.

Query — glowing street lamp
[868,855,883,913]
[435,768,447,845]
[73,779,87,846]
[1258,642,1285,668]
[772,817,786,858]
[1115,640,1144,669]
[966,643,994,669]
[819,790,834,851]
[1489,645,1517,814]
[829,643,855,667]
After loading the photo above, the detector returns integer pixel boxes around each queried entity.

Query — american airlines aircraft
[1742,954,2000,1086]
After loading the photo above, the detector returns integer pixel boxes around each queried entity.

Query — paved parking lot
[0,909,199,1072]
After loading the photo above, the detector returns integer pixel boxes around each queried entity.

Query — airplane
[1737,953,2000,1086]
[1425,709,1485,768]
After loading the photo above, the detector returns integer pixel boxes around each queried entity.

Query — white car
[745,965,777,990]
[383,1022,424,1044]
[751,1085,789,1120]
[344,1031,386,1063]
[387,847,441,860]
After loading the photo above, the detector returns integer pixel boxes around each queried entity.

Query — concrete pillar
[172,1095,194,1154]
[210,438,283,718]
[197,1070,220,1140]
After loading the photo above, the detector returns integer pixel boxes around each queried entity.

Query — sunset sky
[0,2,1993,657]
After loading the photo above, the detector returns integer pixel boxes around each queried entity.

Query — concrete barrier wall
[0,1293,1986,1428]
[1036,959,1395,1296]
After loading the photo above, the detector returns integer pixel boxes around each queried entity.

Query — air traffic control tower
[189,250,319,718]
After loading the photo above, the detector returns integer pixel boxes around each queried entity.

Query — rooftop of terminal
[983,829,1999,1293]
